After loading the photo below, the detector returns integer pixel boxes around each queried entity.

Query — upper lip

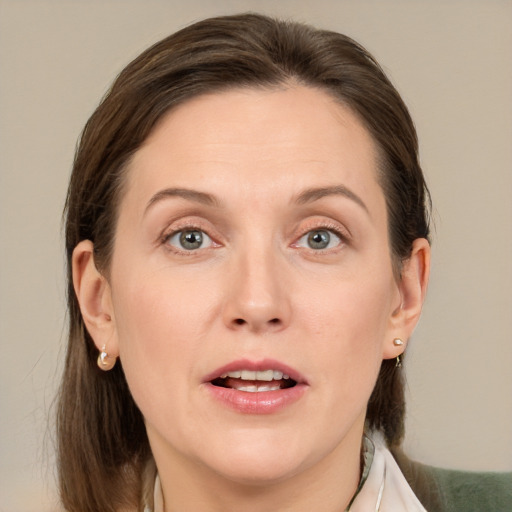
[203,358,308,385]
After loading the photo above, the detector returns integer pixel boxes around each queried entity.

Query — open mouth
[211,369,297,392]
[204,362,307,413]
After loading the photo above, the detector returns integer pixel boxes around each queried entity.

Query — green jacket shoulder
[392,449,512,512]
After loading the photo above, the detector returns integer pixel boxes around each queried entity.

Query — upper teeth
[220,370,290,381]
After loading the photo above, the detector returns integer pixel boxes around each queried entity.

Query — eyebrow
[294,185,369,213]
[144,184,368,215]
[144,187,220,215]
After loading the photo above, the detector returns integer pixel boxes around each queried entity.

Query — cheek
[298,269,394,388]
[301,271,394,346]
[109,267,221,409]
[113,259,221,344]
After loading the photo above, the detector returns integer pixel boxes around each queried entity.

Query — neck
[148,424,364,512]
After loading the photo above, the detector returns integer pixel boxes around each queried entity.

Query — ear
[72,240,119,358]
[383,238,431,360]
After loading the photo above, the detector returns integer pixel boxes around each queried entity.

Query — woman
[57,13,506,512]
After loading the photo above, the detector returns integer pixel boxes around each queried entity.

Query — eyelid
[296,229,342,249]
[295,218,351,242]
[158,217,222,254]
[290,218,351,254]
[166,229,214,251]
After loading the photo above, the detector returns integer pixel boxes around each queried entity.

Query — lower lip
[204,383,308,414]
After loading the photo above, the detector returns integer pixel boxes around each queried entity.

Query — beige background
[0,1,511,510]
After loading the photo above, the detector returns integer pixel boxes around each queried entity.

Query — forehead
[122,85,383,215]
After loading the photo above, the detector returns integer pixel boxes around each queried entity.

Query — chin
[193,430,317,486]
[209,454,306,486]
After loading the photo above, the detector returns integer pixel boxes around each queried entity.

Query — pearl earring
[393,338,404,368]
[97,344,116,371]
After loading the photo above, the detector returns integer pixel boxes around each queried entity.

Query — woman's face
[98,86,416,483]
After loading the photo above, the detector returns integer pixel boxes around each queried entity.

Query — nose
[222,248,291,334]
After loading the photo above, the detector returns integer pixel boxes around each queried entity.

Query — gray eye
[297,229,341,250]
[308,230,330,249]
[167,229,212,250]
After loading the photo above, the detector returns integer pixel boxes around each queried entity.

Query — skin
[73,86,430,512]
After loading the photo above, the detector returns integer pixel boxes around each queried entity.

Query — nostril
[230,317,282,329]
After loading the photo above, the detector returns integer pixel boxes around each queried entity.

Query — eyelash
[159,220,350,255]
[160,222,218,255]
[293,222,349,252]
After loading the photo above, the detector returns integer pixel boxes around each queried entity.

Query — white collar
[348,433,427,512]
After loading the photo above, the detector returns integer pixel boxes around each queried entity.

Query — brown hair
[58,13,430,512]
